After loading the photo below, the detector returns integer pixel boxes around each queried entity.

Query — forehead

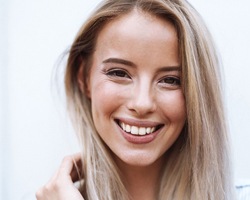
[93,9,179,67]
[97,9,177,44]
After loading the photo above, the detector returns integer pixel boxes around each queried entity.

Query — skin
[36,9,186,200]
[88,10,186,200]
[36,153,83,200]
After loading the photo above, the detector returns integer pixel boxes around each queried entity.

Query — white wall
[0,0,250,199]
[1,1,101,199]
[0,0,10,199]
[189,0,250,181]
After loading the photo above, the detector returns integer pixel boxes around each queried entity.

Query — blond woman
[36,0,236,199]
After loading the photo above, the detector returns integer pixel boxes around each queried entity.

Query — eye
[159,76,181,87]
[106,69,131,79]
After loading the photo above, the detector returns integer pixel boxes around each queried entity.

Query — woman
[36,0,235,199]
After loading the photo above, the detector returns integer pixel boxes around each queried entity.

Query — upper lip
[115,117,164,128]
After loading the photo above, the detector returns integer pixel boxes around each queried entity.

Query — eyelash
[105,69,131,79]
[158,76,181,86]
[104,68,181,87]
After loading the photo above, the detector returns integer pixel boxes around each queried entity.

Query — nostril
[127,85,156,115]
[127,97,156,116]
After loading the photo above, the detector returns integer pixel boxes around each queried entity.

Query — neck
[115,157,165,200]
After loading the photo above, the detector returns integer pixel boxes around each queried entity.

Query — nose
[127,81,156,116]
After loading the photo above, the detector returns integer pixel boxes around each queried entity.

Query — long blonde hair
[64,0,234,199]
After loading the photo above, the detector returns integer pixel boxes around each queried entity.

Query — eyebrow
[103,58,136,67]
[103,57,181,71]
[157,66,181,72]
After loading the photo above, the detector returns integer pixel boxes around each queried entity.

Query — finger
[48,153,82,183]
[57,153,82,182]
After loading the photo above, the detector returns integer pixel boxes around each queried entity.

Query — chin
[115,150,164,168]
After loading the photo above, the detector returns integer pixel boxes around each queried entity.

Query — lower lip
[117,124,162,144]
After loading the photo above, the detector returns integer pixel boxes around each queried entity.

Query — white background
[0,0,250,199]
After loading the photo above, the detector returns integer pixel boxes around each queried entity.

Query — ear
[77,63,91,98]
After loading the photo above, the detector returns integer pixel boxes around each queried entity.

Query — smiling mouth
[115,120,163,136]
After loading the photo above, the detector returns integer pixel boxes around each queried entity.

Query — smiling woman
[87,11,186,170]
[36,0,235,200]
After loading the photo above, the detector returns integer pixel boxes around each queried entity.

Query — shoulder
[236,179,250,200]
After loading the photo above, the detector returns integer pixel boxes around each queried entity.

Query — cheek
[159,91,186,121]
[90,81,126,121]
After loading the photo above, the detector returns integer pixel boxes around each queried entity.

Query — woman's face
[86,10,186,167]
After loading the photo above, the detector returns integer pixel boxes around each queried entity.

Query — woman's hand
[36,153,84,200]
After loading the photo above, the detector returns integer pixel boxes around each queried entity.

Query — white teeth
[119,121,158,136]
[151,127,156,133]
[125,124,131,132]
[131,126,139,135]
[146,127,151,134]
[139,127,146,135]
[122,122,125,130]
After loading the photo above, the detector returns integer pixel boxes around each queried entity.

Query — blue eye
[106,69,130,78]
